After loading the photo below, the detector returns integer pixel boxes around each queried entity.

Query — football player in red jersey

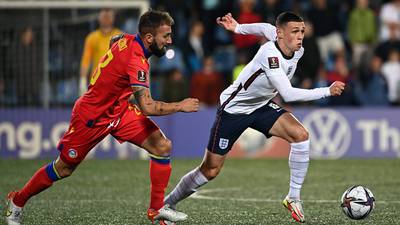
[5,10,198,225]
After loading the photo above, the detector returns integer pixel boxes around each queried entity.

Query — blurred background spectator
[183,20,205,75]
[79,8,121,95]
[233,0,263,60]
[294,20,321,90]
[162,68,189,102]
[307,0,345,62]
[5,26,42,106]
[326,54,357,105]
[354,55,390,106]
[347,0,377,69]
[375,23,400,62]
[381,49,400,105]
[190,56,224,106]
[379,0,400,41]
[258,0,284,24]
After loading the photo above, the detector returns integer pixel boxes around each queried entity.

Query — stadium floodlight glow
[165,49,175,59]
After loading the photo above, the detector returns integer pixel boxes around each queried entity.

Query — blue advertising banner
[1,107,399,159]
[295,108,400,159]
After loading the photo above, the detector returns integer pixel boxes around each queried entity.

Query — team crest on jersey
[137,71,146,82]
[286,66,293,75]
[268,57,279,69]
[219,138,229,150]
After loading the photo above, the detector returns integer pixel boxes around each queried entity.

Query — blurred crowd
[151,0,400,107]
[1,0,400,108]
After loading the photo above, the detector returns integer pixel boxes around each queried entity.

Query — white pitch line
[27,187,400,205]
[189,188,400,204]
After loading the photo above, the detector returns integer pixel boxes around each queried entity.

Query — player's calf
[5,158,73,221]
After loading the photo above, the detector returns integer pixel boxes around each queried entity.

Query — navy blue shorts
[207,102,287,155]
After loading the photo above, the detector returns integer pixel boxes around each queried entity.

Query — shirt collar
[135,34,152,58]
[274,41,294,60]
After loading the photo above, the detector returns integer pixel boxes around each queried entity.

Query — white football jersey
[220,41,303,114]
[220,23,330,114]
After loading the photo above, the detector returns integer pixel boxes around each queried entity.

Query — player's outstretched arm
[268,72,345,102]
[216,13,276,40]
[131,86,199,116]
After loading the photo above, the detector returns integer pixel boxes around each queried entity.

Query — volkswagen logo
[302,109,351,159]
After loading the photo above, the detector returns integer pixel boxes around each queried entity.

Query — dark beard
[149,41,166,57]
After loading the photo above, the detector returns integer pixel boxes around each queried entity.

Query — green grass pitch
[1,159,399,225]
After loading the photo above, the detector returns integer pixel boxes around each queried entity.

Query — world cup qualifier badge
[268,57,279,69]
[137,70,147,82]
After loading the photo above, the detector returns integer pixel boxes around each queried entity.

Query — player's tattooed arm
[131,86,199,116]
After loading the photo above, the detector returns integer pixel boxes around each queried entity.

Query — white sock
[288,139,310,200]
[164,167,208,209]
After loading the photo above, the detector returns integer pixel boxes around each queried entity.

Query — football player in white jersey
[165,12,345,223]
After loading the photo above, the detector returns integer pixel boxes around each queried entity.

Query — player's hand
[179,98,199,112]
[329,81,346,96]
[79,76,87,96]
[216,13,238,32]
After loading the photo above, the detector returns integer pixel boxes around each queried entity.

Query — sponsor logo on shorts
[219,138,229,150]
[268,102,281,110]
[68,149,77,159]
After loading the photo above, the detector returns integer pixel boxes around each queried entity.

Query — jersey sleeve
[235,23,277,41]
[126,54,150,88]
[259,49,330,102]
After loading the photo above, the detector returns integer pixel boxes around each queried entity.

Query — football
[340,185,375,220]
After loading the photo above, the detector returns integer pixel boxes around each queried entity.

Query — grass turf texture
[1,159,399,225]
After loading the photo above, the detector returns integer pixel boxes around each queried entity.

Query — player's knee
[155,138,172,156]
[58,166,76,177]
[295,127,310,142]
[292,127,309,143]
[55,162,76,178]
[200,165,221,180]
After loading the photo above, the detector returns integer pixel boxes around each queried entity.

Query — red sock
[149,159,171,210]
[13,165,54,207]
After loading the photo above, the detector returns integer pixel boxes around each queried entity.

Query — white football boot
[5,192,23,225]
[148,204,187,224]
[282,196,305,223]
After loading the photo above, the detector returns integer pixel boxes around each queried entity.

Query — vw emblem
[302,109,351,159]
